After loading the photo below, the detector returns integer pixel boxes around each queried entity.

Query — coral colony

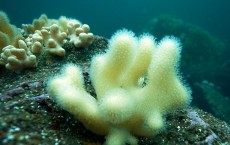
[0,10,191,145]
[0,12,93,70]
[47,30,191,145]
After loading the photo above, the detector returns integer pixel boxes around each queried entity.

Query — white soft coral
[47,29,191,145]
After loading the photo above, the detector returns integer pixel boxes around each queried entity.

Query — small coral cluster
[0,40,37,69]
[0,11,23,51]
[0,12,94,70]
[47,29,191,145]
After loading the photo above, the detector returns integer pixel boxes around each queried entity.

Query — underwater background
[0,0,230,143]
[0,0,230,39]
[2,0,229,123]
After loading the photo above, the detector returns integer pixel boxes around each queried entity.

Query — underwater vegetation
[144,15,230,124]
[195,80,230,124]
[0,11,230,144]
[144,15,227,84]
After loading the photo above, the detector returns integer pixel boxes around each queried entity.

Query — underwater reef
[0,12,230,144]
[144,15,230,124]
